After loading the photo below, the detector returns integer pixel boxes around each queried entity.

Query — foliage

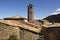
[8,34,18,40]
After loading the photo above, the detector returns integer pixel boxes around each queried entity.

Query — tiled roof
[0,20,40,33]
[6,15,22,18]
[43,23,60,28]
[4,15,27,20]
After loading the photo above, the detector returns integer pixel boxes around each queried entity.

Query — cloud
[56,8,60,11]
[50,8,60,15]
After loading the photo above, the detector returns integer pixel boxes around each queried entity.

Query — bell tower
[28,3,34,22]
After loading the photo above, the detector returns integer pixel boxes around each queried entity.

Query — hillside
[43,14,60,23]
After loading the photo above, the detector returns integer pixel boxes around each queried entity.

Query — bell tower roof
[28,3,34,6]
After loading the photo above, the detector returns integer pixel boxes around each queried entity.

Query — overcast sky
[0,0,60,19]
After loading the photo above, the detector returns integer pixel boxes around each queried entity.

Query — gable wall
[0,22,20,40]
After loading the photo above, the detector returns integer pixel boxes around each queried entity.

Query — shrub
[8,34,18,40]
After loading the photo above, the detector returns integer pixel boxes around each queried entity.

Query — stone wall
[0,22,39,40]
[20,28,39,40]
[0,22,20,40]
[42,27,60,40]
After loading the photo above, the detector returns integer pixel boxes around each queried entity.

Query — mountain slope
[43,8,60,23]
[43,14,60,23]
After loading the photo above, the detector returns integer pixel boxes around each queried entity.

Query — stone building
[0,3,42,40]
[42,14,60,40]
[0,3,60,40]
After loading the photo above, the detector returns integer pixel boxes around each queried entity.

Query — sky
[51,8,60,15]
[0,0,60,19]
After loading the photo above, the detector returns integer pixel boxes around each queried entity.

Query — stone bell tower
[28,3,34,22]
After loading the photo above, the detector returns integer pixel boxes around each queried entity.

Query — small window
[35,27,38,28]
[30,7,32,9]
